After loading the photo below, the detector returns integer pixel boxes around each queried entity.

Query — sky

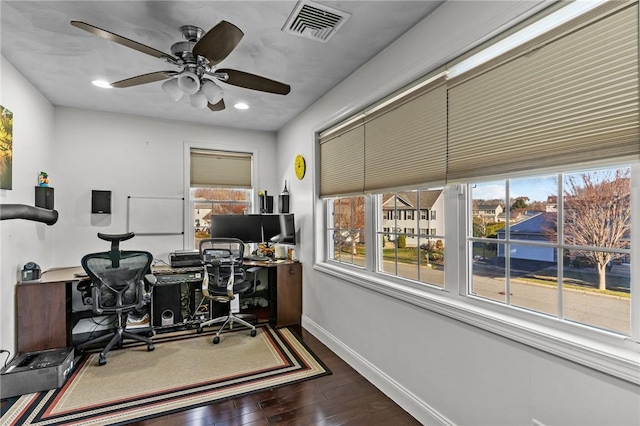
[473,176,557,203]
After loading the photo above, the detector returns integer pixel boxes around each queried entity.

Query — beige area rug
[1,325,330,425]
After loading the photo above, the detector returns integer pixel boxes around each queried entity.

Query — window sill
[314,261,640,385]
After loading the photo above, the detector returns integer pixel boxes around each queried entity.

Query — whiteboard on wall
[127,196,184,235]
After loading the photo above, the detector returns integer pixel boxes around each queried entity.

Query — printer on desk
[169,250,201,268]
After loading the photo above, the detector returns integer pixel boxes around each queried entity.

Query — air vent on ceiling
[282,1,351,42]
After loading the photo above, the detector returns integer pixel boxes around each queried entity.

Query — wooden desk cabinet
[269,262,302,328]
[17,280,72,353]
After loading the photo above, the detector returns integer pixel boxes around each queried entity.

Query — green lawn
[346,244,628,298]
[350,246,442,265]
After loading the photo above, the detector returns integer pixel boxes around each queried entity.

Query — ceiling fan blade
[71,21,175,60]
[217,69,291,95]
[110,71,176,88]
[208,98,226,112]
[193,21,244,66]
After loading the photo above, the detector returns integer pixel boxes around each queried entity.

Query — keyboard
[244,254,270,261]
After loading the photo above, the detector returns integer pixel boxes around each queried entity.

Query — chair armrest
[91,286,104,315]
[145,274,157,287]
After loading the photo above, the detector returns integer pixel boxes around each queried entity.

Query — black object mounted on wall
[35,186,54,210]
[91,190,111,214]
[279,181,290,214]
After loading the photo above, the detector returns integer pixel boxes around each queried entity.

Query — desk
[16,262,302,353]
[16,266,82,353]
[242,260,302,328]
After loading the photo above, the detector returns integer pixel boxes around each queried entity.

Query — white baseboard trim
[302,315,455,426]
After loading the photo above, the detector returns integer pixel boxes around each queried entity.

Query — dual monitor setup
[210,213,296,245]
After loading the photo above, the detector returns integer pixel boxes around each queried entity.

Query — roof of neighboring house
[382,190,442,210]
[476,204,502,210]
[498,212,556,236]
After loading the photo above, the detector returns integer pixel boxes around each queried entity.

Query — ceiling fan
[70,20,291,111]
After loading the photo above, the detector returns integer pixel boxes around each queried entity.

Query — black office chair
[198,238,256,344]
[78,232,157,365]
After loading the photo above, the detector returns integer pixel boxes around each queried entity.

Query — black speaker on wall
[35,186,54,210]
[91,190,111,214]
[152,285,183,327]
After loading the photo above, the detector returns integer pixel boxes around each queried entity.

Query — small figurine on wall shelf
[38,171,49,187]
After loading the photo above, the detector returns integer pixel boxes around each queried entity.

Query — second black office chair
[78,232,157,365]
[198,238,256,344]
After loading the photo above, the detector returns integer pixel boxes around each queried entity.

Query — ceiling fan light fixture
[162,78,183,101]
[234,102,249,110]
[177,71,200,95]
[201,80,223,104]
[92,80,112,88]
[189,90,208,108]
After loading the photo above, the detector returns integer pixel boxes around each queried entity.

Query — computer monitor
[262,214,296,245]
[210,214,263,243]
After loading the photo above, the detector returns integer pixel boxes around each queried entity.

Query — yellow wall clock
[294,154,306,180]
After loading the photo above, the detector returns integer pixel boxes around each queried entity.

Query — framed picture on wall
[0,105,13,190]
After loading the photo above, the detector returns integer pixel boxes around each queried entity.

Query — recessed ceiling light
[234,102,249,110]
[92,80,112,88]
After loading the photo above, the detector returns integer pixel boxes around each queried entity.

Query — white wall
[52,107,277,266]
[0,59,278,354]
[277,2,640,425]
[0,57,57,354]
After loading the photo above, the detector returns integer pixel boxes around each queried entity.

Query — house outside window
[378,189,445,287]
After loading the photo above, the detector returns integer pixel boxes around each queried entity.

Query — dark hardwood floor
[131,327,422,426]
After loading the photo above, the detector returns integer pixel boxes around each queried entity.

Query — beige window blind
[190,149,252,188]
[447,2,639,182]
[318,71,446,197]
[319,119,365,197]
[364,80,447,191]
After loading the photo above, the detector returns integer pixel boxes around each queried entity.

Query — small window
[328,196,366,267]
[378,189,445,287]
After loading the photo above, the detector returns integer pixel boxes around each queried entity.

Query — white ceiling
[1,1,444,132]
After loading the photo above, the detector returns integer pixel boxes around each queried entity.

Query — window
[318,1,639,382]
[189,148,253,249]
[327,196,366,267]
[376,190,445,287]
[191,188,252,248]
[470,166,632,335]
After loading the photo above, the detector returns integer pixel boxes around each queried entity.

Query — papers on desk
[231,295,240,313]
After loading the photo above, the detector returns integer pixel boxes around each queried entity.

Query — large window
[318,0,639,382]
[469,166,631,335]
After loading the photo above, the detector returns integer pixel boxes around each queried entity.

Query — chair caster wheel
[213,336,220,344]
[197,327,203,334]
[98,356,107,366]
[250,329,256,337]
[147,343,154,352]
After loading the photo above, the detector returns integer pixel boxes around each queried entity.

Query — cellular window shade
[447,3,639,182]
[319,119,365,197]
[190,150,252,188]
[364,81,447,191]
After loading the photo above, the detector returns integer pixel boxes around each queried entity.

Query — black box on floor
[0,347,74,399]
